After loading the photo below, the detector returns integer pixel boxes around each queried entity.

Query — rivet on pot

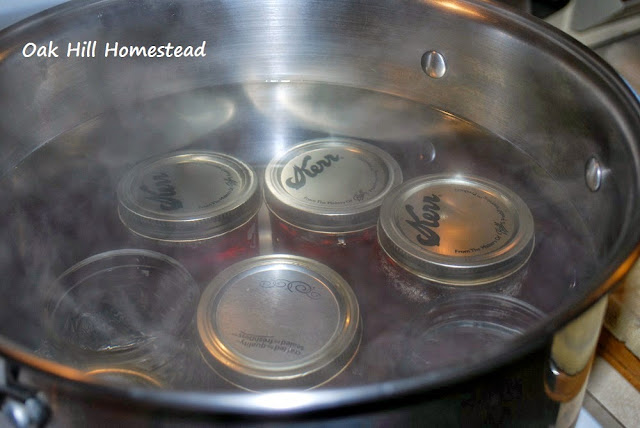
[421,50,446,79]
[585,156,602,192]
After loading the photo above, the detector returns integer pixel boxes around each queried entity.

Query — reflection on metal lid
[117,151,260,241]
[197,254,361,391]
[264,138,402,233]
[378,174,535,285]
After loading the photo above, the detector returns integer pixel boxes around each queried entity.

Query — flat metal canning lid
[197,254,361,391]
[378,174,535,286]
[118,151,260,241]
[264,138,402,233]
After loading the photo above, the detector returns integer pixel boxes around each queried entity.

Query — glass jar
[376,174,535,302]
[263,138,402,271]
[397,293,545,375]
[43,249,200,387]
[117,151,261,284]
[196,254,361,391]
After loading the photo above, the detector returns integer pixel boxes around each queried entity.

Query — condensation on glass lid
[197,254,361,391]
[378,174,535,286]
[43,249,199,369]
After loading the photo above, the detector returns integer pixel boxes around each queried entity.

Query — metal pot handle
[545,297,609,428]
[1,359,49,428]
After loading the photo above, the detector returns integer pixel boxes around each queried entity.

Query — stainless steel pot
[1,0,639,426]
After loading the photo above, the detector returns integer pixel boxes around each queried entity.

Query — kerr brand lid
[118,151,260,241]
[378,174,535,286]
[264,138,402,233]
[197,254,361,391]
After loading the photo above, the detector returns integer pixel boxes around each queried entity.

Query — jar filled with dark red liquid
[117,151,261,284]
[376,174,535,302]
[263,138,402,271]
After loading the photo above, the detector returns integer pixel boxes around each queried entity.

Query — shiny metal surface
[378,174,535,285]
[0,0,638,425]
[547,297,609,427]
[264,138,402,233]
[421,51,447,79]
[118,151,260,241]
[197,254,361,391]
[585,156,603,192]
[0,0,635,265]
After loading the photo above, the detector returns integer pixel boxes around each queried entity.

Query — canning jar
[377,174,535,302]
[43,249,200,387]
[398,293,545,375]
[263,138,402,271]
[117,151,261,284]
[196,254,361,391]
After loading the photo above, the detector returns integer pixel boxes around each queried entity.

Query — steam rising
[0,82,598,391]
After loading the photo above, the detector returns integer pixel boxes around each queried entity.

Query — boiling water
[0,82,598,390]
